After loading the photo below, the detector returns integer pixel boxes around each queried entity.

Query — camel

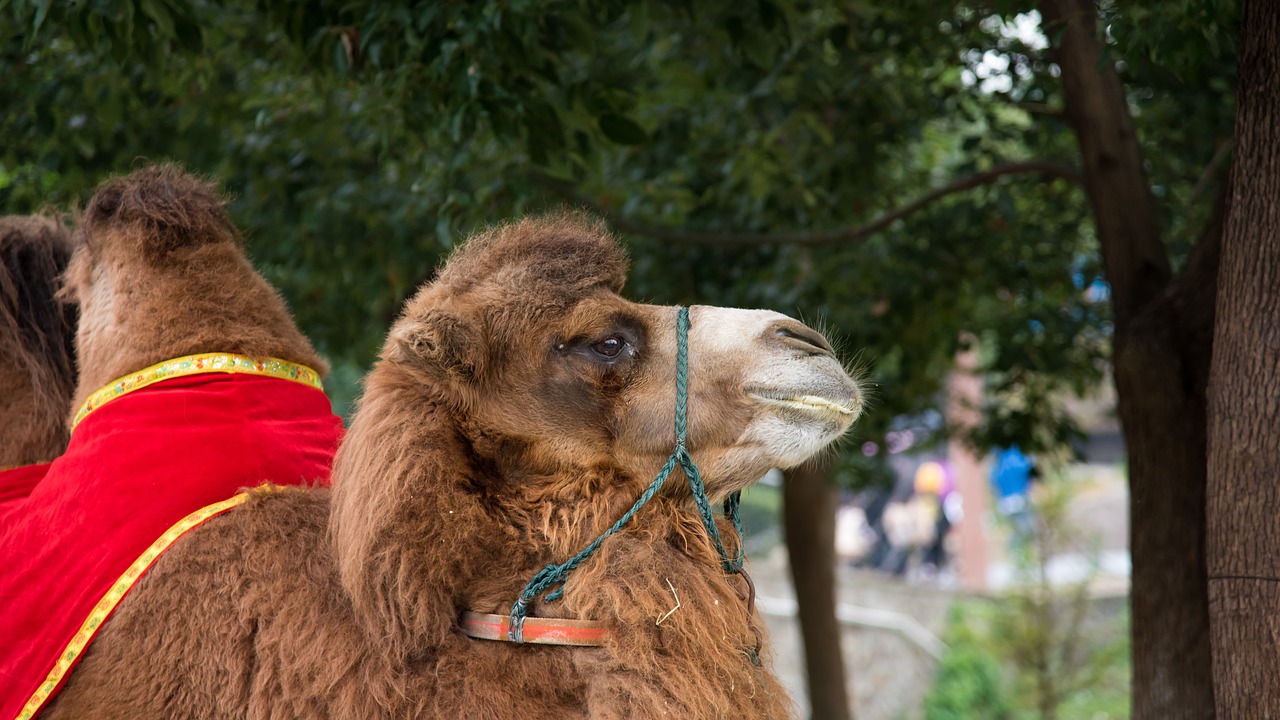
[42,213,862,719]
[0,165,344,720]
[0,215,77,475]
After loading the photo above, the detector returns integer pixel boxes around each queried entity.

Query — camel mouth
[747,390,863,424]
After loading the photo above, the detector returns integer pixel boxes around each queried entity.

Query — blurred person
[854,486,892,570]
[834,503,876,564]
[881,484,940,577]
[990,446,1038,546]
[915,461,954,573]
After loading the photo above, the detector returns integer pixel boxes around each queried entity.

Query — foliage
[926,471,1130,720]
[926,598,1129,720]
[0,0,1235,456]
[923,603,1013,720]
[995,473,1129,720]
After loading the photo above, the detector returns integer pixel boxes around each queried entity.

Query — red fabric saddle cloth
[0,368,343,719]
[0,464,51,507]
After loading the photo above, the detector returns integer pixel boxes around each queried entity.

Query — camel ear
[389,309,483,382]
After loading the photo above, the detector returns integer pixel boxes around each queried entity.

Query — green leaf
[32,0,52,35]
[598,113,646,145]
[140,0,176,39]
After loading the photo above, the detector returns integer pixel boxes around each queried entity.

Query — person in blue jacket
[991,445,1038,545]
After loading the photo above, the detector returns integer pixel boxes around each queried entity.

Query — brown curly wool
[0,215,77,465]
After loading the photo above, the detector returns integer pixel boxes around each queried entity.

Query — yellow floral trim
[15,491,255,720]
[71,353,323,432]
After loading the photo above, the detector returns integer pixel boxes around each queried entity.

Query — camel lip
[746,390,862,419]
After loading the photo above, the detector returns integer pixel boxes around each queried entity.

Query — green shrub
[923,604,1012,720]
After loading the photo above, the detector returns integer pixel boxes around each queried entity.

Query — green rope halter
[508,306,745,643]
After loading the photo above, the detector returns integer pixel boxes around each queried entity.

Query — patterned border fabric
[16,493,253,720]
[71,353,323,431]
[0,359,343,720]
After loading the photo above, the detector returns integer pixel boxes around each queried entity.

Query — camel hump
[82,163,240,259]
[0,215,73,280]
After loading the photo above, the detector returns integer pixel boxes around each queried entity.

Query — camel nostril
[772,320,835,357]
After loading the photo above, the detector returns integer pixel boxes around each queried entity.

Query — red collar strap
[459,611,607,647]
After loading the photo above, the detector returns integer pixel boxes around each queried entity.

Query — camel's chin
[739,408,855,472]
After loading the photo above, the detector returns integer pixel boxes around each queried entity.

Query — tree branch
[1017,101,1066,117]
[1164,177,1228,394]
[1187,138,1234,210]
[540,161,1081,248]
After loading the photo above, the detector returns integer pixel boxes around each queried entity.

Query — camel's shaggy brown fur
[50,213,862,719]
[0,215,77,466]
[60,164,326,414]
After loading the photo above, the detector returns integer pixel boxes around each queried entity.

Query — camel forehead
[432,214,628,300]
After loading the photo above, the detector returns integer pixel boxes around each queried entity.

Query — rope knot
[508,598,529,643]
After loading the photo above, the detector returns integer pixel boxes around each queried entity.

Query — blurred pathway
[753,551,953,720]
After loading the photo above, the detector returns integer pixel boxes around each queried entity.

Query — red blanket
[0,358,342,719]
[0,464,51,507]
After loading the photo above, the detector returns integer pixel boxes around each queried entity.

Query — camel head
[60,164,325,408]
[384,214,861,500]
[330,213,861,663]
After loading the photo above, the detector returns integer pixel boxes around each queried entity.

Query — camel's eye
[591,336,626,358]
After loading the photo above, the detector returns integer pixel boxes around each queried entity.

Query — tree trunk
[1206,2,1280,715]
[1110,206,1222,720]
[783,460,852,720]
[1040,1,1219,718]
